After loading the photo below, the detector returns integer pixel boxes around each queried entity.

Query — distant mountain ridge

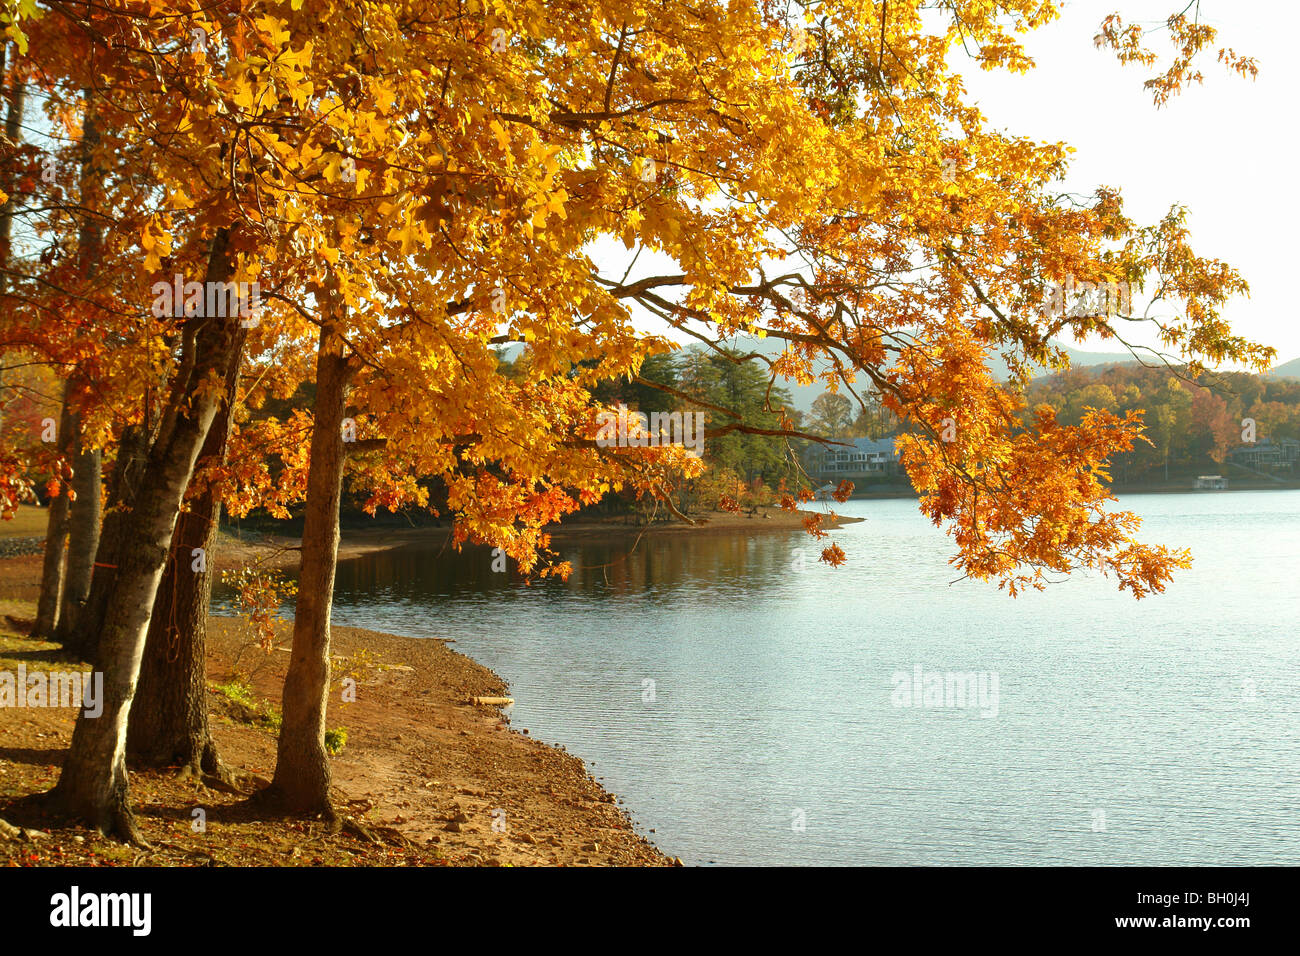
[717,336,1300,410]
[497,337,1299,413]
[718,336,1148,412]
[1269,356,1300,379]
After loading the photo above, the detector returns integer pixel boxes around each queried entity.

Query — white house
[807,437,900,479]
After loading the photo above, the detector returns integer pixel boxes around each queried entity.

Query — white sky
[957,0,1300,365]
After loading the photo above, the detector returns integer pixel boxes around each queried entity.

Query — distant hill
[1269,356,1300,379]
[984,342,1140,385]
[498,336,1296,412]
[713,335,1141,412]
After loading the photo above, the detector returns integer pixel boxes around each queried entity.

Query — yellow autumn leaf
[254,14,289,48]
[230,81,257,111]
[489,120,510,153]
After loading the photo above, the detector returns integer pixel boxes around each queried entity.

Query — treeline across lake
[798,361,1300,489]
[1022,364,1300,485]
[502,352,1300,518]
[236,351,1300,536]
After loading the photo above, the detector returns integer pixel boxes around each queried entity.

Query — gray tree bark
[0,41,26,290]
[128,327,244,775]
[55,105,104,644]
[64,424,148,665]
[51,229,241,842]
[56,406,101,644]
[262,308,351,817]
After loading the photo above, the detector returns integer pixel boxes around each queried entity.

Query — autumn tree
[808,392,853,441]
[1189,385,1234,463]
[15,2,268,838]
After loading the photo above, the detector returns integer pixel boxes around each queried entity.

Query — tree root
[340,816,382,844]
[100,798,151,848]
[246,783,337,823]
[199,772,246,795]
[173,757,246,795]
[38,780,151,848]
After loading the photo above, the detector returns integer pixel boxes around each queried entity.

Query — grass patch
[211,676,347,754]
[0,633,86,673]
[0,505,51,539]
[211,676,282,734]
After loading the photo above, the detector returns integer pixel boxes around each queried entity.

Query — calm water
[245,492,1300,865]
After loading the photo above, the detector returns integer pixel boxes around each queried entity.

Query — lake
[266,491,1300,865]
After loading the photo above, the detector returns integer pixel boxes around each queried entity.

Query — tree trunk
[50,229,240,842]
[64,424,148,664]
[263,318,351,817]
[0,43,26,291]
[0,44,15,421]
[54,102,104,644]
[56,416,101,644]
[127,331,244,774]
[33,400,73,637]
